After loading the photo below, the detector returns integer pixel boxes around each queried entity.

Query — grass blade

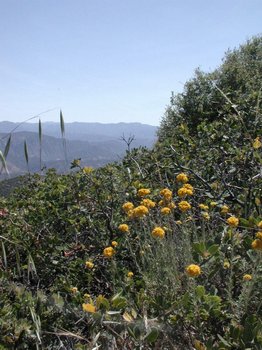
[1,241,7,268]
[60,110,68,166]
[24,140,30,173]
[60,110,65,137]
[3,134,12,158]
[39,119,42,172]
[0,150,9,175]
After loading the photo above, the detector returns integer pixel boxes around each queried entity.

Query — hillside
[0,121,157,141]
[0,122,157,177]
[0,37,261,349]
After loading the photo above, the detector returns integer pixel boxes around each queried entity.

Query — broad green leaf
[195,285,205,298]
[144,328,159,343]
[208,244,219,255]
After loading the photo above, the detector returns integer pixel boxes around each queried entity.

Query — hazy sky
[0,0,261,126]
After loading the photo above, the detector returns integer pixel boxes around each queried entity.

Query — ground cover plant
[0,36,261,349]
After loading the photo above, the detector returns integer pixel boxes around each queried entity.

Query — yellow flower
[127,271,134,278]
[85,261,94,269]
[251,239,262,251]
[210,201,217,207]
[257,221,262,229]
[176,173,189,183]
[158,199,164,206]
[82,303,96,313]
[141,198,156,208]
[167,201,176,209]
[111,241,118,247]
[83,166,93,174]
[199,204,209,211]
[132,205,149,218]
[118,224,129,232]
[185,264,201,277]
[161,207,171,215]
[201,212,210,220]
[179,184,194,196]
[256,231,262,240]
[84,293,91,299]
[137,188,151,197]
[253,137,261,149]
[71,287,78,294]
[122,202,134,213]
[103,246,115,258]
[193,340,206,350]
[223,260,230,269]
[183,183,193,191]
[177,187,189,197]
[178,200,191,212]
[227,216,239,227]
[243,274,252,281]
[221,205,229,214]
[175,220,182,225]
[160,188,173,200]
[151,226,165,239]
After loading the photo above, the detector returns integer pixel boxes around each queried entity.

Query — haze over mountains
[0,121,157,177]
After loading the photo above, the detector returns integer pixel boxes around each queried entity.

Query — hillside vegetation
[0,36,261,349]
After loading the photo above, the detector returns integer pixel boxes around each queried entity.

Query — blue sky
[0,0,261,126]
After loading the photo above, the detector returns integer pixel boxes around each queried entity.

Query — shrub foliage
[0,36,261,349]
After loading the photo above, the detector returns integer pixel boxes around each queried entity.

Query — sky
[0,0,261,126]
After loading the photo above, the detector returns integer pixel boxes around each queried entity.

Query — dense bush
[0,36,261,349]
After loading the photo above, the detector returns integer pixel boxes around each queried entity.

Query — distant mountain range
[0,121,157,178]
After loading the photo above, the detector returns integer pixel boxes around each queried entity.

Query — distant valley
[0,121,157,178]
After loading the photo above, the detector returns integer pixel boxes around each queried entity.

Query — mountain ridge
[0,122,157,177]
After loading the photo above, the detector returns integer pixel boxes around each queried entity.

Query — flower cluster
[227,216,239,227]
[129,205,149,218]
[82,303,96,313]
[103,246,115,258]
[199,203,209,211]
[122,202,134,213]
[151,226,165,239]
[137,188,151,197]
[253,136,261,149]
[178,183,194,197]
[140,198,156,208]
[85,261,94,269]
[221,205,229,214]
[243,274,252,281]
[160,207,171,215]
[160,188,173,201]
[118,224,129,232]
[186,264,201,277]
[83,166,93,174]
[178,200,191,212]
[251,238,262,251]
[176,173,189,183]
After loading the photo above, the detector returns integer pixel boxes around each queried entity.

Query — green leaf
[193,242,206,254]
[208,244,219,255]
[111,296,127,309]
[217,334,231,347]
[195,285,206,298]
[144,328,159,343]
